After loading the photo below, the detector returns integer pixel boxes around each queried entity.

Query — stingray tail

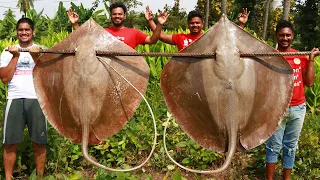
[81,122,128,171]
[81,122,137,171]
[81,122,108,170]
[163,114,237,174]
[81,57,157,172]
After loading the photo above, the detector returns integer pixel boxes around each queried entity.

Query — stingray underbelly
[62,61,107,144]
[201,61,256,152]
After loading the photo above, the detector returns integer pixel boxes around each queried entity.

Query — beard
[278,41,291,49]
[112,19,124,27]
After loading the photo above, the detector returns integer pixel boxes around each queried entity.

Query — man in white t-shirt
[0,18,46,180]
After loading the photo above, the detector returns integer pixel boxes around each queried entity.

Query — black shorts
[2,99,47,144]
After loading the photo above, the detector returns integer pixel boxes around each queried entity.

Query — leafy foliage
[196,0,217,26]
[0,9,17,40]
[50,2,72,33]
[16,0,35,16]
[294,0,320,50]
[70,2,102,26]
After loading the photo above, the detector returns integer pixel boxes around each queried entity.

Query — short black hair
[16,18,34,30]
[187,10,203,22]
[109,2,127,14]
[276,20,293,34]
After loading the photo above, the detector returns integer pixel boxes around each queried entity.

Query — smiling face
[188,17,203,35]
[276,27,294,50]
[17,22,34,47]
[111,7,126,27]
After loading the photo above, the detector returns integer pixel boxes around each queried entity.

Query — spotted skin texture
[161,15,294,172]
[33,19,149,146]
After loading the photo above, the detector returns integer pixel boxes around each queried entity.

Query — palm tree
[205,0,209,28]
[16,0,35,16]
[282,0,290,20]
[262,0,272,40]
[221,0,227,15]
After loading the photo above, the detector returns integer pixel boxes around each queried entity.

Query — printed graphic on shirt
[105,27,148,49]
[183,39,193,48]
[15,70,32,75]
[15,56,34,75]
[293,66,302,87]
[281,48,307,106]
[172,33,202,51]
[115,36,125,41]
[293,58,301,65]
[17,56,34,69]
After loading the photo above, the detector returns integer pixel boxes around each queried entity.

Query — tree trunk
[262,0,272,40]
[282,0,290,20]
[205,0,209,28]
[221,0,227,15]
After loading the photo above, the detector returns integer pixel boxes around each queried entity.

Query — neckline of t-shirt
[188,33,202,37]
[16,43,36,49]
[109,26,126,31]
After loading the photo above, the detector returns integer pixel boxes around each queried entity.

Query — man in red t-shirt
[266,20,320,180]
[67,2,168,49]
[145,7,250,51]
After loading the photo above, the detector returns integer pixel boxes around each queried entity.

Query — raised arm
[145,6,174,45]
[238,8,250,29]
[303,47,320,87]
[67,8,80,30]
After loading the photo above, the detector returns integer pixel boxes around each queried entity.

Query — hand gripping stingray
[33,19,157,171]
[161,15,294,174]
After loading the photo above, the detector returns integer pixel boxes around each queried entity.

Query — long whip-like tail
[163,114,237,174]
[79,57,157,172]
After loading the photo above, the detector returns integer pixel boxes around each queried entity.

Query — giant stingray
[33,19,157,171]
[161,15,294,173]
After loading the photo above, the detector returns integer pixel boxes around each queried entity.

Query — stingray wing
[161,16,293,152]
[33,19,149,144]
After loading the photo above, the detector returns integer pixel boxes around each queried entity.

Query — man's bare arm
[0,46,20,83]
[145,6,174,44]
[67,8,80,30]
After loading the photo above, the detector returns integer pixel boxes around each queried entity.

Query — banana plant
[306,56,320,118]
[0,9,17,40]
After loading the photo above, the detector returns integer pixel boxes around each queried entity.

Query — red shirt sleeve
[135,29,148,46]
[172,34,179,45]
[172,34,187,51]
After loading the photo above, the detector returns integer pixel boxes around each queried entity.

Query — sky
[0,0,197,19]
